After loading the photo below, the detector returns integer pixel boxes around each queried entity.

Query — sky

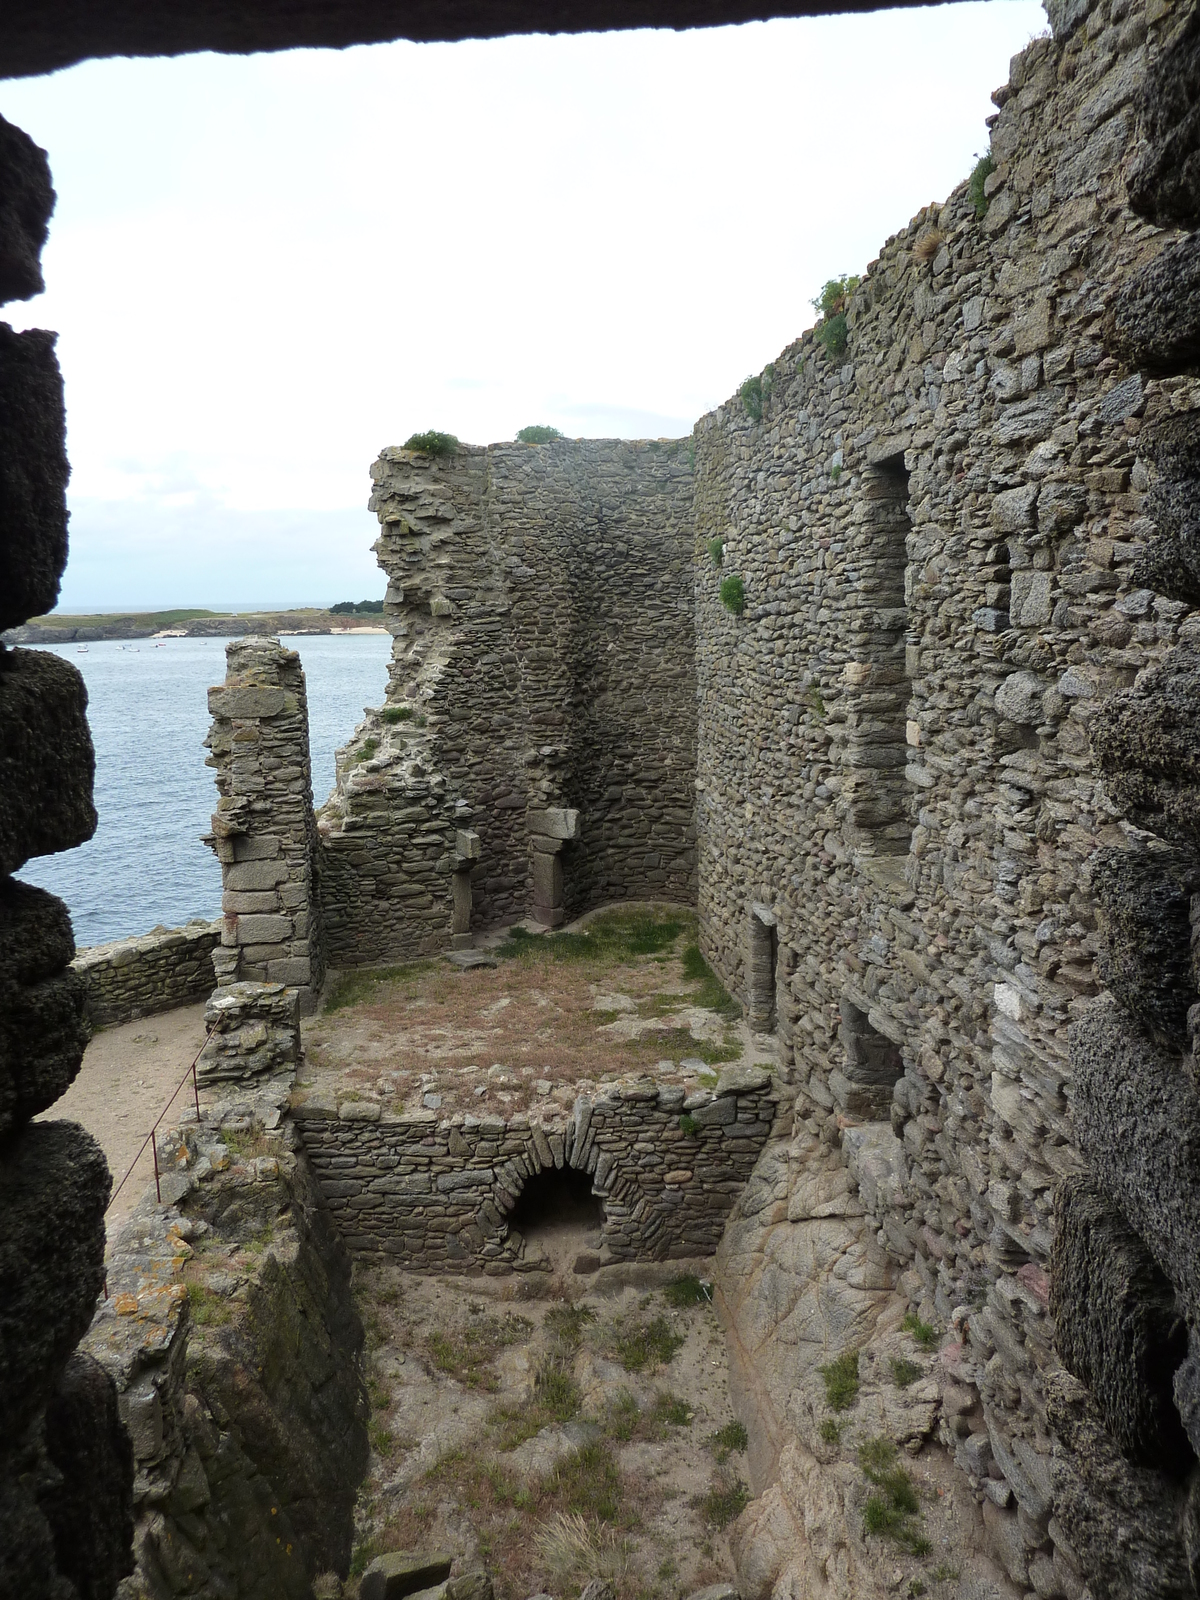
[2,1,1046,612]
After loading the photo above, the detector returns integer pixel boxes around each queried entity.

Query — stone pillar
[451,828,480,949]
[204,638,324,1013]
[527,807,579,927]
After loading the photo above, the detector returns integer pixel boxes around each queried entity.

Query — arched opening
[506,1164,605,1270]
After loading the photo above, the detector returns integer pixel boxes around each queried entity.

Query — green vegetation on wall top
[739,362,775,424]
[719,575,746,616]
[404,430,459,456]
[516,425,564,444]
[812,275,859,361]
[968,152,996,220]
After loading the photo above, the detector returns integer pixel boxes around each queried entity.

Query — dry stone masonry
[71,919,221,1027]
[293,1064,777,1270]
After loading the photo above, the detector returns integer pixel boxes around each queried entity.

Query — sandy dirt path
[40,1002,210,1235]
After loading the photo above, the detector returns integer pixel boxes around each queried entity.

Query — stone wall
[692,0,1200,1592]
[72,920,221,1027]
[293,1064,778,1270]
[0,110,134,1600]
[317,438,697,962]
[204,638,325,1012]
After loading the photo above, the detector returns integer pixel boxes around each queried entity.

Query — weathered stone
[1089,844,1200,1047]
[995,671,1045,726]
[0,326,68,631]
[0,115,54,306]
[0,648,95,873]
[360,1551,454,1600]
[42,1353,135,1600]
[1090,644,1200,848]
[1107,233,1200,376]
[0,876,87,1136]
[1051,1176,1192,1475]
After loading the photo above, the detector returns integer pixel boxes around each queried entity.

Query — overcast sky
[2,1,1045,612]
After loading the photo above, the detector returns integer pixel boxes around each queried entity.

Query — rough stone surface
[71,918,222,1027]
[42,1353,135,1600]
[0,647,96,873]
[1050,1175,1192,1474]
[0,324,69,631]
[1090,642,1200,848]
[0,1121,110,1441]
[1107,233,1200,378]
[197,980,300,1083]
[1126,1,1200,228]
[1089,843,1200,1047]
[0,876,87,1135]
[360,1551,454,1600]
[0,113,53,305]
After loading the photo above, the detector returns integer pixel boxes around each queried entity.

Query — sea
[16,633,393,949]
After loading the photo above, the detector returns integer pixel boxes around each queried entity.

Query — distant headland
[2,601,388,646]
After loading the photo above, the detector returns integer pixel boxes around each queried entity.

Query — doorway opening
[506,1165,605,1269]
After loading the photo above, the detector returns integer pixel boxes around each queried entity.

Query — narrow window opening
[842,457,913,857]
[834,995,904,1118]
[747,903,778,1033]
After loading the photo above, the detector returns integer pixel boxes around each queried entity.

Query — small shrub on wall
[719,576,746,615]
[811,276,859,361]
[968,153,995,219]
[517,425,563,444]
[707,538,724,568]
[404,430,459,456]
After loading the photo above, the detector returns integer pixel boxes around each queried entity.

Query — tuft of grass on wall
[381,705,415,725]
[811,275,859,361]
[404,430,459,456]
[516,425,563,444]
[720,575,746,615]
[708,537,725,568]
[968,153,996,219]
[820,1349,860,1412]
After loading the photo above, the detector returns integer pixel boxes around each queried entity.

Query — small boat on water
[76,645,88,653]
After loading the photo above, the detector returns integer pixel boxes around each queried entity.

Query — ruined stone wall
[204,639,325,1012]
[694,0,1200,1592]
[0,112,135,1600]
[72,920,222,1027]
[292,1065,777,1270]
[318,439,697,962]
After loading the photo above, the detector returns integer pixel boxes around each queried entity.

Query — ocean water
[17,632,393,949]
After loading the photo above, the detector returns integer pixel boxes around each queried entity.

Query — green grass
[404,430,459,456]
[890,1357,922,1389]
[709,1421,748,1463]
[903,1312,939,1350]
[820,1350,860,1412]
[859,1438,930,1555]
[490,1355,581,1449]
[968,152,995,219]
[323,960,436,1012]
[681,945,742,1020]
[636,1026,741,1066]
[662,1274,710,1308]
[707,537,724,567]
[679,1113,699,1137]
[516,424,563,444]
[426,1314,532,1390]
[810,275,859,362]
[697,1478,750,1528]
[27,607,228,629]
[186,1282,231,1327]
[614,1316,684,1373]
[719,575,746,615]
[550,1441,622,1523]
[497,907,687,965]
[353,737,379,764]
[381,705,415,724]
[544,1303,596,1350]
[818,1417,844,1445]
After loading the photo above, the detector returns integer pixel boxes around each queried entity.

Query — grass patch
[903,1312,939,1350]
[613,1315,685,1373]
[426,1313,532,1390]
[369,1421,395,1456]
[404,430,459,456]
[549,1440,622,1522]
[681,944,742,1020]
[859,1438,930,1555]
[679,1113,699,1137]
[662,1274,710,1308]
[517,424,564,444]
[323,959,435,1012]
[544,1302,596,1350]
[811,275,859,362]
[707,537,724,567]
[709,1421,748,1463]
[820,1349,860,1412]
[818,1417,844,1445]
[380,705,415,724]
[719,575,746,615]
[490,1355,581,1450]
[697,1478,750,1529]
[968,152,995,219]
[534,1511,630,1590]
[890,1357,922,1389]
[497,907,687,966]
[352,737,379,764]
[186,1282,231,1327]
[635,1026,740,1066]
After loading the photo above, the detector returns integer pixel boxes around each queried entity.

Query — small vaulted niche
[841,457,914,857]
[833,995,905,1118]
[506,1164,604,1244]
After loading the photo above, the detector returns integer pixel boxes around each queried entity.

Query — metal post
[152,1132,161,1203]
[192,1058,200,1120]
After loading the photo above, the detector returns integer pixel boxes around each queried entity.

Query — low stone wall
[71,919,221,1027]
[293,1065,780,1270]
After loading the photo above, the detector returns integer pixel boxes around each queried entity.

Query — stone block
[1071,1000,1200,1330]
[207,684,287,720]
[1089,643,1200,847]
[0,115,54,305]
[1038,482,1088,536]
[995,670,1045,725]
[1011,570,1053,628]
[0,877,88,1136]
[223,857,288,891]
[1125,10,1200,230]
[0,648,95,873]
[360,1551,453,1600]
[1046,1369,1191,1600]
[0,1120,109,1441]
[531,851,563,907]
[41,1352,134,1599]
[1089,844,1200,1047]
[527,807,579,841]
[1051,1175,1192,1474]
[0,325,69,630]
[232,912,292,944]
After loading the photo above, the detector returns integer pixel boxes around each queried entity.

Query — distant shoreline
[2,607,390,646]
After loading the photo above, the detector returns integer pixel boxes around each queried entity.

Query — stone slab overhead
[0,0,955,80]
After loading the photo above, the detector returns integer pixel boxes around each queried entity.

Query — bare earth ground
[39,1000,210,1235]
[298,905,776,1117]
[348,1234,749,1600]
